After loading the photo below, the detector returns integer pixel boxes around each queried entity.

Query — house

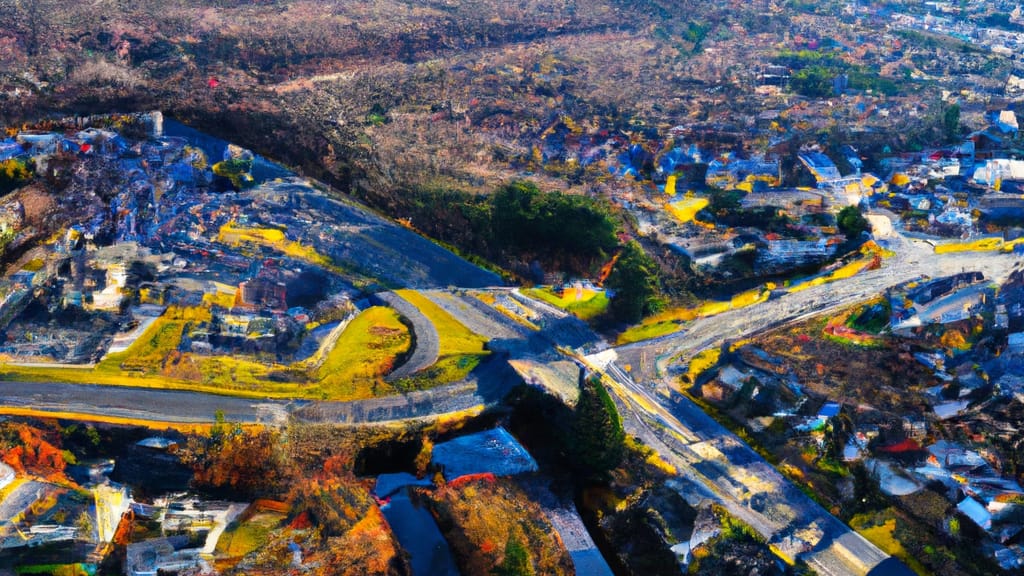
[958,497,993,530]
[798,150,842,184]
[927,440,987,472]
[1007,332,1024,356]
[126,536,205,576]
[0,462,14,490]
[818,402,841,419]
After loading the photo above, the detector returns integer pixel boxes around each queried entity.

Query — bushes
[0,158,33,195]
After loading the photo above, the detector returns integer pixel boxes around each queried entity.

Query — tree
[572,375,625,475]
[493,535,533,576]
[837,205,870,238]
[606,241,661,323]
[943,103,961,143]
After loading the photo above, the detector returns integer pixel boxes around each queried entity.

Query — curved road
[616,237,1020,385]
[376,291,441,381]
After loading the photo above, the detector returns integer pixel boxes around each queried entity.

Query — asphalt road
[0,381,291,424]
[377,291,442,381]
[615,237,1020,385]
[598,236,1019,575]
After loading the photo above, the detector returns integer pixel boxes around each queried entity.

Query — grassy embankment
[215,511,287,560]
[850,515,929,576]
[618,240,890,345]
[392,289,490,390]
[933,236,1024,254]
[617,284,772,344]
[0,306,411,402]
[522,286,609,320]
[424,476,574,576]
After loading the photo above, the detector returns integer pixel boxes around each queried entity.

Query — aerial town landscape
[1,1,1024,575]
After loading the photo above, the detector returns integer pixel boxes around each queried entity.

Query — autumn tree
[179,424,290,498]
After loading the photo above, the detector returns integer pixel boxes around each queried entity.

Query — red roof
[878,439,921,453]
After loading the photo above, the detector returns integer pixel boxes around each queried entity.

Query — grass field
[851,516,929,576]
[1,306,415,402]
[522,287,610,320]
[315,306,411,399]
[393,290,489,389]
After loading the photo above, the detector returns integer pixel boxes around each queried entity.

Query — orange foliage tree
[0,422,71,483]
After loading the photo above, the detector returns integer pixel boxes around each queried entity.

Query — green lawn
[523,287,610,321]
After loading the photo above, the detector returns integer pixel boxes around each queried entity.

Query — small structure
[431,427,538,481]
[0,462,14,490]
[958,497,992,530]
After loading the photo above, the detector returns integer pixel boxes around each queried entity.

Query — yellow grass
[215,511,284,558]
[2,306,413,401]
[616,320,681,345]
[645,453,678,475]
[788,256,875,294]
[315,306,411,399]
[934,236,1024,254]
[218,221,335,269]
[522,287,609,320]
[202,290,236,309]
[686,348,720,382]
[854,518,929,576]
[394,290,488,356]
[617,286,770,344]
[666,197,710,224]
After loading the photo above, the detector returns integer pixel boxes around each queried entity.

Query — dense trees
[179,423,289,498]
[491,181,619,271]
[606,241,662,324]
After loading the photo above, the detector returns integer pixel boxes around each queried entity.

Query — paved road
[598,236,1020,575]
[376,291,441,381]
[616,237,1020,386]
[588,353,892,575]
[0,230,1016,575]
[0,381,293,424]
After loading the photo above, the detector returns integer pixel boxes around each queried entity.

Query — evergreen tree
[572,375,625,474]
[837,205,870,238]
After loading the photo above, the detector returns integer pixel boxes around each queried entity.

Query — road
[0,230,1018,574]
[595,236,1020,575]
[375,291,441,381]
[616,237,1019,386]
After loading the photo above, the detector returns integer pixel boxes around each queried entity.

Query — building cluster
[0,114,359,367]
